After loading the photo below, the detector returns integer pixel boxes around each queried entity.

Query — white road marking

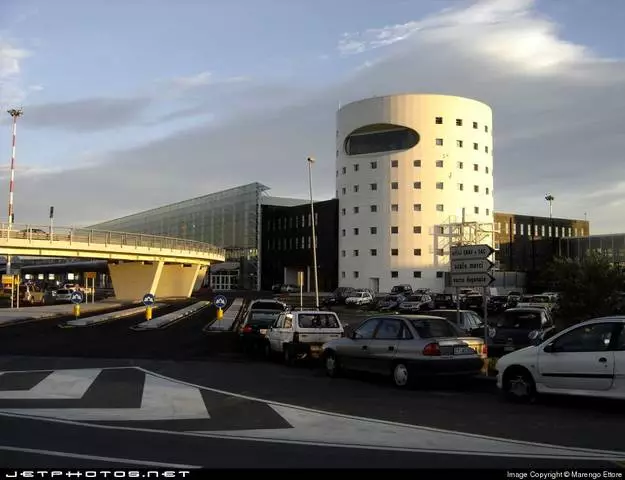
[0,445,200,468]
[0,366,623,461]
[0,372,209,421]
[0,369,102,399]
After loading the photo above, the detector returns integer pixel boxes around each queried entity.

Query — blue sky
[0,0,624,232]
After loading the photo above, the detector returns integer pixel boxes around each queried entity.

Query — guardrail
[0,224,225,257]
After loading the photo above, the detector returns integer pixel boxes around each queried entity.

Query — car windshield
[297,313,340,328]
[498,311,543,329]
[530,296,550,303]
[251,301,285,312]
[57,289,70,294]
[409,318,461,338]
[247,312,279,327]
[406,295,423,302]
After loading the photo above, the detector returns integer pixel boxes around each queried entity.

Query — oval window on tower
[344,123,420,156]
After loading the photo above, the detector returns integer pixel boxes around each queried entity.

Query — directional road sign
[142,293,155,307]
[214,295,227,309]
[451,258,495,274]
[450,244,495,261]
[70,290,84,304]
[450,273,495,288]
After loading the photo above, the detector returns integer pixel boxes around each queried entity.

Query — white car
[496,316,625,402]
[345,291,374,306]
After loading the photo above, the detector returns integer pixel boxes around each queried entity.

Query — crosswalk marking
[0,369,101,400]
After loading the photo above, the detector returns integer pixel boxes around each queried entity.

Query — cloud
[0,40,30,105]
[5,0,625,236]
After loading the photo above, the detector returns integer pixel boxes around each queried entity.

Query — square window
[435,117,443,124]
[391,226,399,234]
[341,271,346,279]
[473,143,478,150]
[436,204,444,212]
[413,249,421,256]
[353,206,359,214]
[391,160,399,167]
[391,249,399,256]
[353,228,359,235]
[353,271,359,278]
[341,229,346,236]
[456,140,463,147]
[474,207,479,214]
[413,271,421,278]
[391,182,399,189]
[473,121,478,129]
[370,226,377,234]
[370,249,377,256]
[414,160,421,167]
[474,185,479,193]
[354,164,359,171]
[335,170,338,178]
[458,183,464,191]
[371,161,378,169]
[437,249,444,256]
[436,138,444,146]
[485,166,490,174]
[391,271,398,278]
[473,164,479,171]
[486,187,490,194]
[341,250,346,257]
[341,167,346,174]
[391,204,399,212]
[413,226,422,234]
[485,146,489,154]
[485,125,489,133]
[413,204,422,211]
[486,208,490,215]
[353,250,359,256]
[341,187,346,195]
[457,161,464,169]
[456,119,462,126]
[436,182,444,190]
[353,185,359,192]
[436,271,444,278]
[436,160,444,168]
[341,208,346,215]
[370,183,378,191]
[414,182,421,189]
[370,204,377,212]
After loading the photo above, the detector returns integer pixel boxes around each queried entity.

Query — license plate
[310,345,322,352]
[260,329,267,335]
[454,346,473,355]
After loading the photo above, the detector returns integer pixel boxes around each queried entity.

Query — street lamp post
[545,193,556,256]
[307,157,320,310]
[545,194,554,220]
[6,108,23,276]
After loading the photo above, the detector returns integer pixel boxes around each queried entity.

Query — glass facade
[560,234,625,266]
[88,183,268,252]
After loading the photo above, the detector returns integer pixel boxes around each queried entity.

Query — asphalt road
[0,300,624,468]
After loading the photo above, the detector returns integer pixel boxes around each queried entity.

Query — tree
[542,252,625,328]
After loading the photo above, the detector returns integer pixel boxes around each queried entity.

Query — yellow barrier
[216,307,223,321]
[145,306,153,321]
[73,304,80,318]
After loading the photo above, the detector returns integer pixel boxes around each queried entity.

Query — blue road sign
[214,295,227,309]
[70,290,84,304]
[142,293,155,307]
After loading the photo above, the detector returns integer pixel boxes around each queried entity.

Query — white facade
[336,94,494,293]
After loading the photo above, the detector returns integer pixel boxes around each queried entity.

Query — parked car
[398,294,434,313]
[322,314,485,388]
[249,299,288,312]
[238,309,283,353]
[429,309,485,338]
[433,293,456,309]
[391,284,413,296]
[378,294,406,312]
[488,307,553,357]
[487,295,508,314]
[322,287,357,307]
[265,310,343,364]
[345,291,375,307]
[496,316,625,403]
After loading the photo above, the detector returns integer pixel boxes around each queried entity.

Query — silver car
[398,294,434,313]
[322,314,485,388]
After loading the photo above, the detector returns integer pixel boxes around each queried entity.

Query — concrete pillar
[155,264,202,298]
[108,261,164,301]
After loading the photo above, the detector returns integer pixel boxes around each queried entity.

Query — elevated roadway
[0,224,225,300]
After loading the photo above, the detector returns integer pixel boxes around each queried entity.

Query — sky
[0,0,624,233]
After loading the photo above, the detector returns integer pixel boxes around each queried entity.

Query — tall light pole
[307,156,320,310]
[545,193,556,256]
[6,108,23,275]
[545,194,554,220]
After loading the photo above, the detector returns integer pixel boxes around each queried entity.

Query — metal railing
[0,224,226,258]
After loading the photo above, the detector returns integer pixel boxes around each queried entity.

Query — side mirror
[351,331,358,339]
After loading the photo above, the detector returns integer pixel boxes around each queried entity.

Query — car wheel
[264,342,273,360]
[502,367,536,403]
[392,362,411,388]
[283,345,294,366]
[324,351,341,378]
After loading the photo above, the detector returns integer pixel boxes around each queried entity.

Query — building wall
[494,212,590,271]
[336,94,494,292]
[260,199,339,292]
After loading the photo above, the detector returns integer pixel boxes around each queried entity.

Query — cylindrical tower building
[336,94,494,293]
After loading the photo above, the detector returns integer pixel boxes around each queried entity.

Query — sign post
[297,271,304,310]
[214,295,227,325]
[450,244,495,350]
[70,290,84,319]
[142,293,155,320]
[86,272,97,303]
[2,275,14,309]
